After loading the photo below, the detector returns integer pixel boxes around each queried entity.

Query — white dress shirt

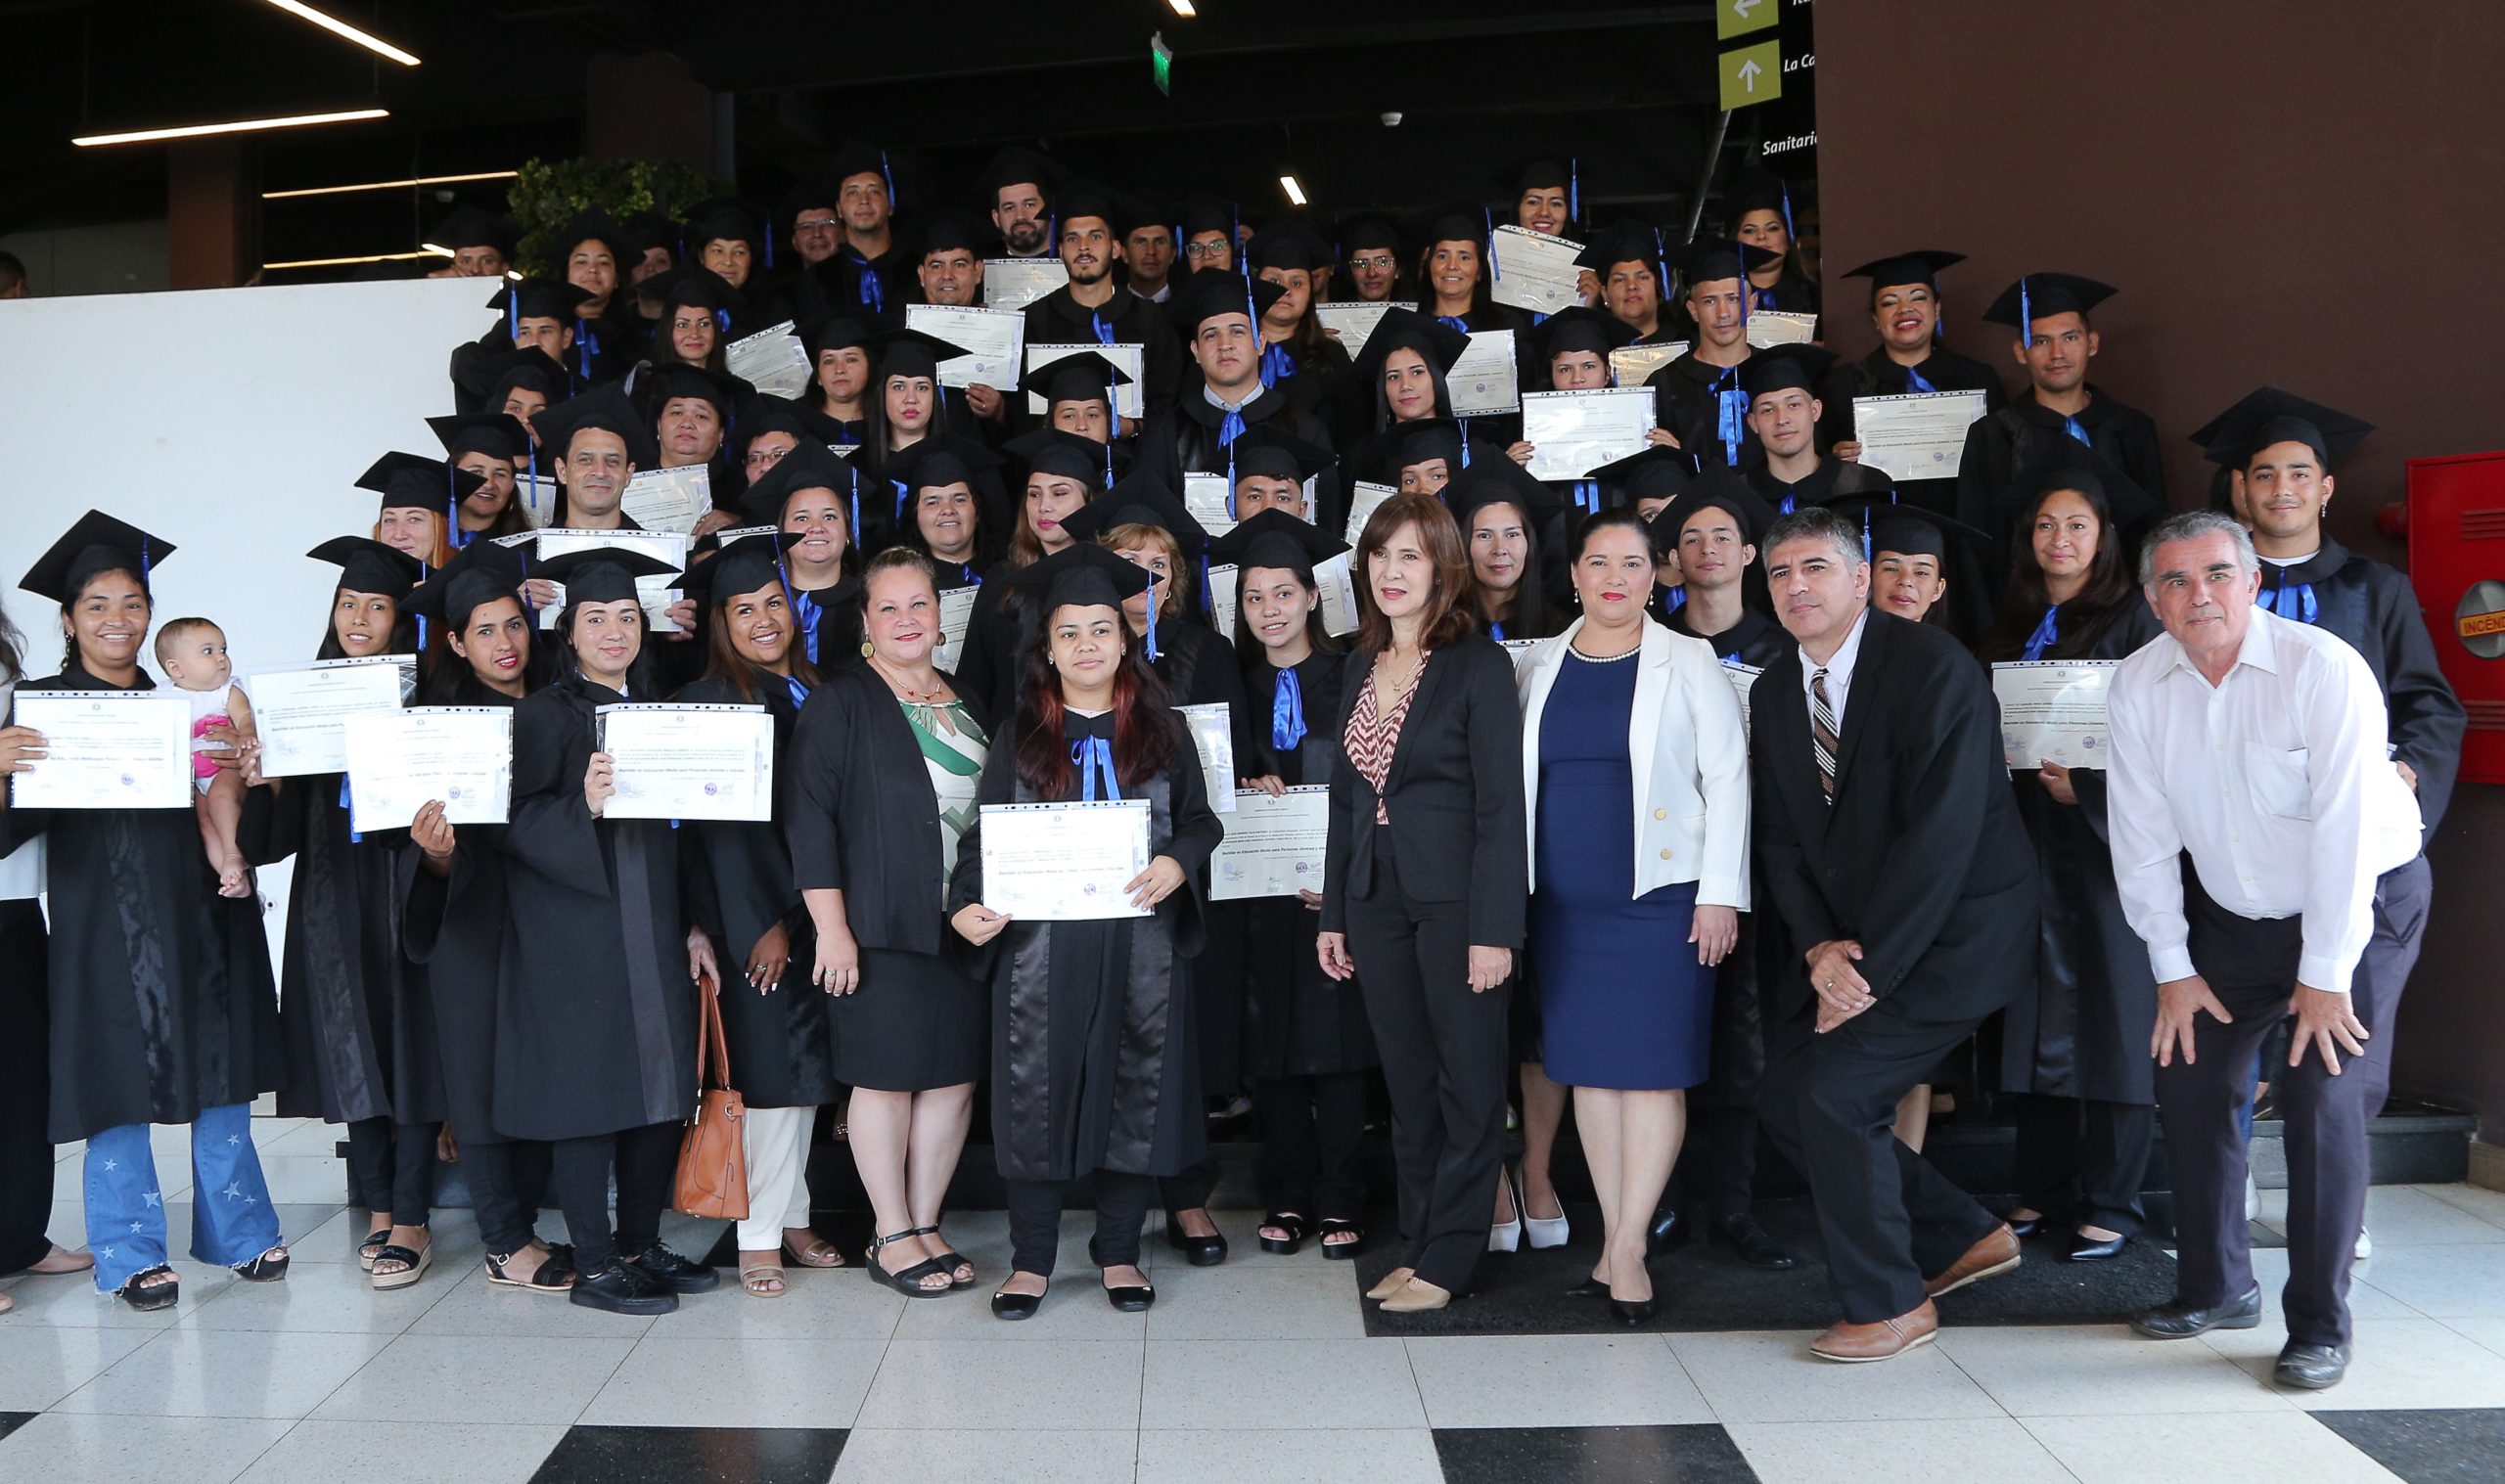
[1795,609,1870,733]
[2107,607,2422,994]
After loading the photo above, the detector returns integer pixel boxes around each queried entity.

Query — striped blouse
[1344,652,1428,825]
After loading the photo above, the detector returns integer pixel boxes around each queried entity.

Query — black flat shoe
[2005,1213,2045,1239]
[1104,1280,1157,1313]
[570,1261,677,1315]
[2065,1231,2129,1263]
[2273,1339,2350,1390]
[1646,1208,1688,1258]
[2132,1284,2261,1339]
[1258,1212,1308,1256]
[991,1281,1047,1321]
[1711,1212,1798,1270]
[1317,1218,1365,1260]
[1163,1212,1228,1267]
[627,1242,720,1294]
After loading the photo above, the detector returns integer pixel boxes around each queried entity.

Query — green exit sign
[1152,32,1173,96]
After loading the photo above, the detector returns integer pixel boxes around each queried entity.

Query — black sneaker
[570,1260,678,1315]
[628,1242,722,1294]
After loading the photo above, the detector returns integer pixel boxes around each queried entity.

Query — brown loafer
[1811,1299,1938,1362]
[1923,1224,2021,1298]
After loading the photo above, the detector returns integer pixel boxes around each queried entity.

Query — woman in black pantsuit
[1318,490,1528,1314]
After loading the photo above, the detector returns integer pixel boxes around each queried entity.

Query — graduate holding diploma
[947,543,1222,1321]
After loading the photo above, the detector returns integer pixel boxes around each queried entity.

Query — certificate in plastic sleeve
[342,705,512,833]
[1024,344,1145,420]
[1723,660,1763,737]
[248,655,414,778]
[1174,703,1236,814]
[1182,473,1237,536]
[1314,551,1361,639]
[1310,301,1414,360]
[724,320,812,397]
[977,799,1151,921]
[906,303,1026,389]
[594,702,774,822]
[528,527,687,632]
[1743,311,1819,348]
[981,258,1069,313]
[1203,562,1239,642]
[1209,786,1329,900]
[514,470,563,529]
[1448,330,1520,417]
[1850,390,1991,483]
[1499,638,1542,673]
[934,586,978,672]
[620,464,710,535]
[1609,342,1688,386]
[8,691,190,810]
[1344,481,1397,548]
[1489,225,1588,317]
[1991,660,2117,769]
[1520,388,1657,481]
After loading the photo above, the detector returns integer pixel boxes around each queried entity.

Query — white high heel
[1523,1180,1571,1250]
[1489,1170,1524,1253]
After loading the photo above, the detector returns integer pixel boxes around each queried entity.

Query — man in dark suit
[1748,506,2038,1361]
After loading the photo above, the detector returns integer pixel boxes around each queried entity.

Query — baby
[155,617,255,898]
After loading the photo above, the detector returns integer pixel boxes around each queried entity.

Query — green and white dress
[907,699,988,901]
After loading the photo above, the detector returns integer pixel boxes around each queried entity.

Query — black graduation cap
[1448,455,1566,530]
[531,385,660,470]
[975,146,1063,210]
[1842,249,1965,295]
[1167,268,1287,335]
[19,510,174,603]
[1724,168,1798,235]
[467,345,569,407]
[797,312,874,363]
[1390,418,1469,473]
[1653,466,1779,549]
[427,412,531,465]
[405,538,527,629]
[1349,307,1472,380]
[1853,503,1986,562]
[1207,508,1347,581]
[1572,221,1665,275]
[1673,236,1782,286]
[1500,156,1574,198]
[429,203,516,256]
[738,394,847,451]
[1179,194,1242,240]
[884,432,1005,493]
[1002,540,1155,613]
[779,171,842,220]
[2014,447,2163,534]
[1338,210,1403,257]
[645,363,744,423]
[1404,202,1489,259]
[864,325,971,382]
[913,213,987,260]
[491,278,594,324]
[357,452,485,515]
[1981,272,2118,328]
[684,198,767,251]
[738,441,855,524]
[2192,386,2375,472]
[1018,354,1133,407]
[1533,305,1637,363]
[1229,424,1334,485]
[307,535,425,600]
[1004,426,1122,485]
[826,143,896,201]
[646,266,745,323]
[621,210,678,265]
[1112,187,1178,242]
[1059,472,1211,557]
[1248,220,1331,275]
[1586,444,1701,507]
[532,544,682,607]
[552,209,634,266]
[1051,180,1120,232]
[681,528,805,607]
[1739,343,1839,400]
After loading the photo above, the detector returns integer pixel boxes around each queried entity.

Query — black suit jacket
[1320,634,1527,949]
[1749,611,2035,1023]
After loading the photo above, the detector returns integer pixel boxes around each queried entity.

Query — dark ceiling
[5,0,1812,271]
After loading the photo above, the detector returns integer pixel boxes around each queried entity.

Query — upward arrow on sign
[1717,38,1783,110]
[1737,58,1762,92]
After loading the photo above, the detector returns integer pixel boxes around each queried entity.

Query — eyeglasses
[794,217,841,233]
[1183,242,1231,259]
[1348,253,1397,271]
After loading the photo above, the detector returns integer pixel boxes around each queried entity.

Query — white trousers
[736,1103,817,1250]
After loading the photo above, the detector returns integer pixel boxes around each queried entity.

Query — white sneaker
[2353,1227,2373,1261]
[2245,1174,2260,1222]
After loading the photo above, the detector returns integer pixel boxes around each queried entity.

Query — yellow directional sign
[1715,0,1777,41]
[1718,40,1783,111]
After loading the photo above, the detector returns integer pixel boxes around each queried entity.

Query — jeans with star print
[82,1102,282,1293]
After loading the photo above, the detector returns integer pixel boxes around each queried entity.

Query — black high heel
[1567,1275,1610,1299]
[1611,1295,1659,1327]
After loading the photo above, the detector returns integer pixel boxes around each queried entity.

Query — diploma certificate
[8,691,190,810]
[1313,551,1360,639]
[514,471,563,530]
[1520,388,1657,481]
[1851,390,1991,483]
[1182,473,1237,536]
[527,527,687,633]
[342,706,513,833]
[1992,661,2118,769]
[1489,225,1588,317]
[1500,638,1542,673]
[1310,301,1415,360]
[1174,703,1236,814]
[1744,311,1819,348]
[906,303,1026,389]
[1025,344,1146,421]
[1203,563,1239,643]
[725,320,812,398]
[1209,786,1329,901]
[1609,342,1689,386]
[1448,330,1521,417]
[620,465,711,535]
[982,258,1068,313]
[934,585,979,672]
[978,799,1151,921]
[1344,481,1397,548]
[595,703,774,822]
[249,656,413,778]
[1723,661,1764,737]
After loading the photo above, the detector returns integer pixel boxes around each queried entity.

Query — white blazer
[1516,617,1751,908]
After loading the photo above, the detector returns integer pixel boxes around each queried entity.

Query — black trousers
[2162,857,2430,1349]
[2009,1093,2154,1236]
[1348,841,1513,1295]
[1159,1154,1217,1217]
[1004,1170,1156,1278]
[1672,1103,1761,1224]
[344,1117,441,1229]
[0,900,55,1275]
[1254,1072,1369,1224]
[462,1139,553,1256]
[1757,999,2004,1323]
[549,1121,681,1274]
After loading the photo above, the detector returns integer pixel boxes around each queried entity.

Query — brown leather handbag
[672,973,751,1220]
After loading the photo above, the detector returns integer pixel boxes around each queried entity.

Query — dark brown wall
[1817,1,2505,1138]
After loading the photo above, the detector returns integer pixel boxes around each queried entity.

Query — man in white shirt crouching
[2107,510,2429,1392]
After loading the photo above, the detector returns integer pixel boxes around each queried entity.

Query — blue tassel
[1271,667,1306,750]
[1144,578,1161,661]
[1569,158,1580,225]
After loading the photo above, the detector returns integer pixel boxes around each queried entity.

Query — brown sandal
[740,1258,787,1297]
[781,1234,845,1268]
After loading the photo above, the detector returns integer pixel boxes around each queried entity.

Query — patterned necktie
[1809,667,1839,804]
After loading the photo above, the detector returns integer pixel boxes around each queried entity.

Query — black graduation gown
[1993,602,2165,1104]
[670,674,835,1110]
[1023,284,1186,421]
[1238,651,1377,1079]
[789,575,865,678]
[252,772,438,1126]
[1268,337,1355,440]
[948,709,1224,1183]
[809,245,910,330]
[952,564,1028,723]
[2260,541,2467,837]
[1669,605,1790,668]
[1747,274,1821,318]
[1,670,283,1142]
[1644,352,1758,468]
[1156,618,1252,1094]
[1137,387,1342,532]
[492,673,697,1141]
[1954,387,2167,576]
[1821,346,2009,517]
[402,688,521,1145]
[1745,456,1896,517]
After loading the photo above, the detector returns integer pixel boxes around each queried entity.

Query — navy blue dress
[1530,649,1711,1091]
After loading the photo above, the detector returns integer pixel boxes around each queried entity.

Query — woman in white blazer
[1515,506,1751,1325]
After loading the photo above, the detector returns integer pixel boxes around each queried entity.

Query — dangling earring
[860,637,875,659]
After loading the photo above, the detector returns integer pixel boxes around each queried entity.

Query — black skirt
[830,946,985,1092]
